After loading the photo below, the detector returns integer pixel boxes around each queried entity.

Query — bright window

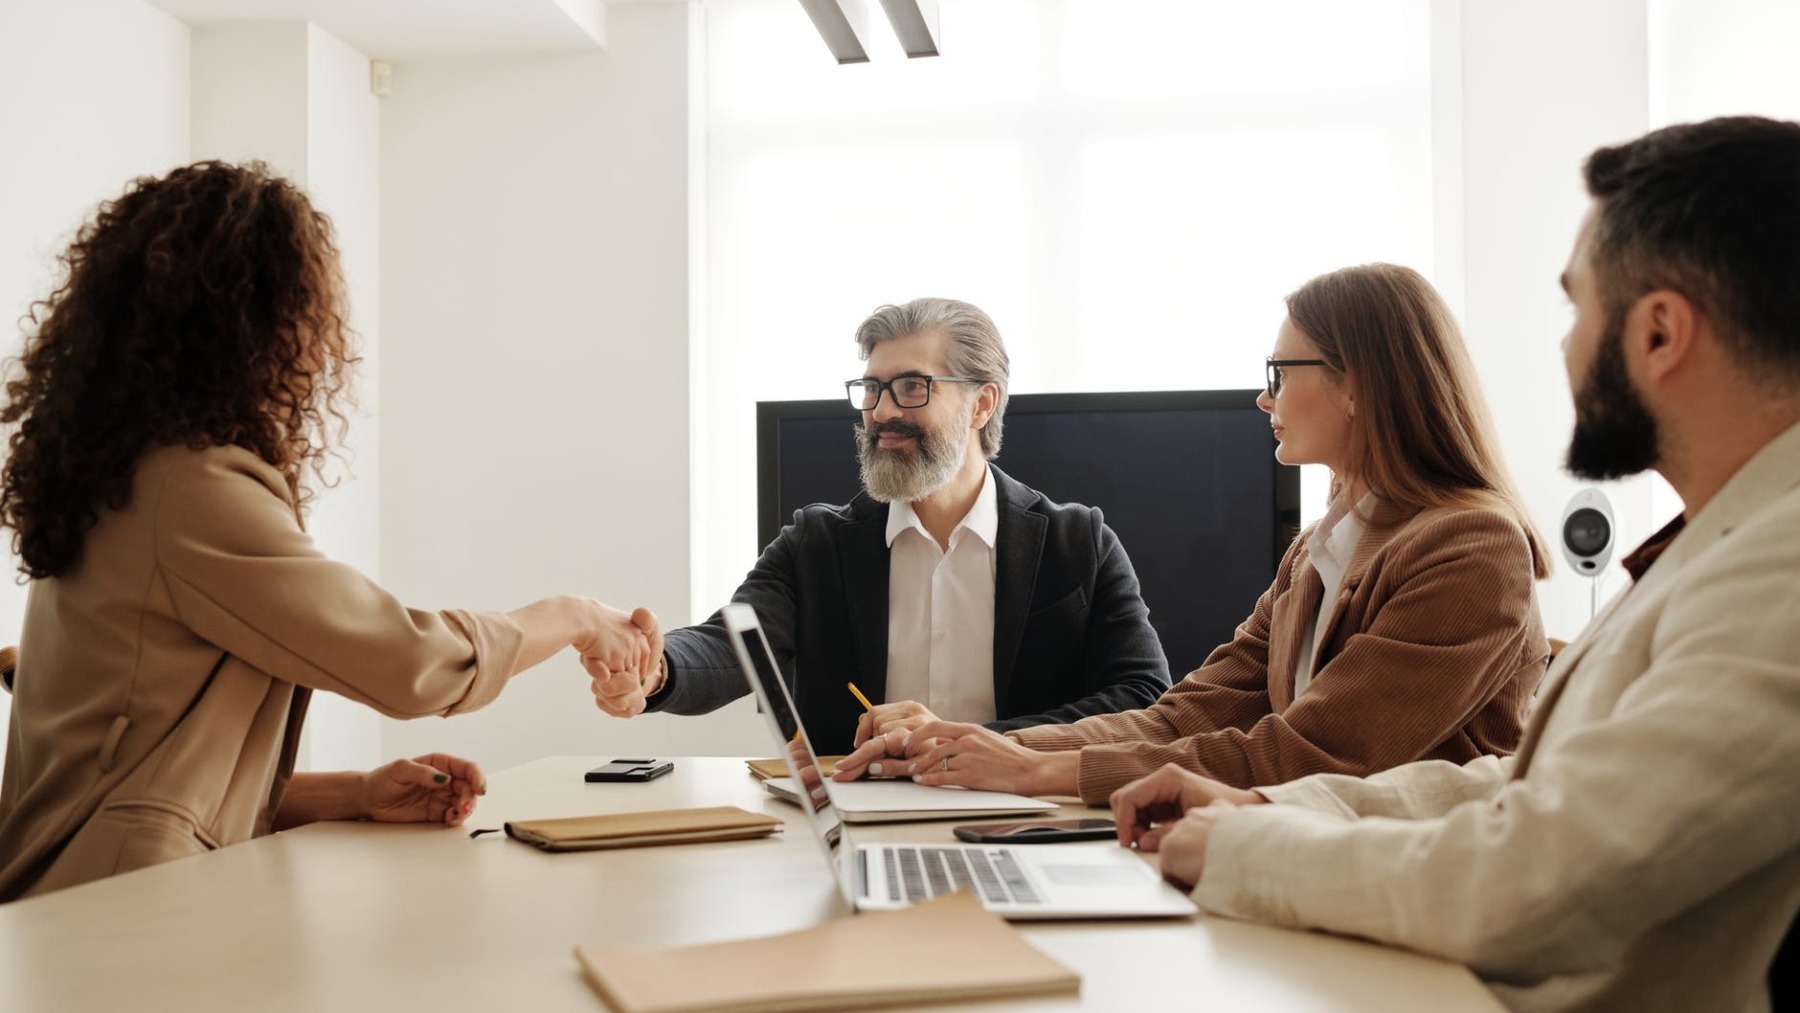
[696,0,1433,613]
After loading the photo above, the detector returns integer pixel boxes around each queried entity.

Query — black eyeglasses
[845,375,983,411]
[1265,359,1328,400]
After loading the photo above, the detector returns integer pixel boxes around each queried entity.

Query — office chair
[1774,911,1797,1011]
[1,644,15,693]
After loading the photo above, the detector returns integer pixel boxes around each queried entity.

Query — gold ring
[939,757,950,772]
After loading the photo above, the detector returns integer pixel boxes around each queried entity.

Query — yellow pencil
[847,682,875,712]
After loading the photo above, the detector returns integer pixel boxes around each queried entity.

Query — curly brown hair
[0,160,358,579]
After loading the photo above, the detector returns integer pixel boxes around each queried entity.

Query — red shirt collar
[1621,515,1687,583]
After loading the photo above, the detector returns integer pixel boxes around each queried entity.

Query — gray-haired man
[595,297,1171,755]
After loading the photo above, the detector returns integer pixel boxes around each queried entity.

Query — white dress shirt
[883,465,999,723]
[1292,493,1374,697]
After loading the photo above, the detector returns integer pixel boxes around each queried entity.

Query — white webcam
[1560,488,1615,576]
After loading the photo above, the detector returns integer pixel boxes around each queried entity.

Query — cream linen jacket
[0,446,523,901]
[1199,421,1800,1013]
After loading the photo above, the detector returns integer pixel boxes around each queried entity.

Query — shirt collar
[886,465,999,550]
[1308,492,1377,566]
[1620,515,1686,584]
[1622,418,1800,583]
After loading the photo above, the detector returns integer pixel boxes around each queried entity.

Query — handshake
[574,602,668,718]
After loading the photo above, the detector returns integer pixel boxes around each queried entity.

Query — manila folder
[505,806,780,852]
[573,891,1079,1013]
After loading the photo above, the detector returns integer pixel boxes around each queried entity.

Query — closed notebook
[574,891,1080,1013]
[505,806,781,852]
[745,756,842,781]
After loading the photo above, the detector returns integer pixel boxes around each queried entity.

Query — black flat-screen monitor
[756,390,1302,673]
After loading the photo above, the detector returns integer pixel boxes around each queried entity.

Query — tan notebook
[504,806,781,852]
[745,755,843,781]
[574,891,1080,1013]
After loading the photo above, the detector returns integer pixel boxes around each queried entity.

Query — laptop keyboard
[873,846,1043,905]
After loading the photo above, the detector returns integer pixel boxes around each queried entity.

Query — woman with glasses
[0,162,660,901]
[835,263,1551,805]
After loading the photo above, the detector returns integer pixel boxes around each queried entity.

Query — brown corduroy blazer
[1011,499,1548,804]
[0,445,523,902]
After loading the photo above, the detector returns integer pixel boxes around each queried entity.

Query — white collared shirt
[883,466,999,723]
[1293,493,1376,697]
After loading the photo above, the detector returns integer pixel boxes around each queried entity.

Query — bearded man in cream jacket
[1110,116,1800,1013]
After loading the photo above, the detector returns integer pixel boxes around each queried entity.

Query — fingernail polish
[906,762,916,774]
[869,763,883,776]
[433,773,449,784]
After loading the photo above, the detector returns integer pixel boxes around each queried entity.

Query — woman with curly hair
[0,161,658,901]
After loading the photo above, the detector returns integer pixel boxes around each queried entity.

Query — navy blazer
[650,467,1171,754]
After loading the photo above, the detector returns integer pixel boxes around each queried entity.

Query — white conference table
[0,756,1504,1012]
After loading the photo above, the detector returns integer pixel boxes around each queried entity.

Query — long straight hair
[1287,263,1550,578]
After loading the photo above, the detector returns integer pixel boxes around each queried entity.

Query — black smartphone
[952,818,1117,844]
[584,758,674,783]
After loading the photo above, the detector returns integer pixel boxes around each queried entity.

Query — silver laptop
[722,603,1197,920]
[760,775,1057,822]
[760,773,1060,820]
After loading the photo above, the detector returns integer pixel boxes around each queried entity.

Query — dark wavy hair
[1583,116,1800,383]
[0,160,357,579]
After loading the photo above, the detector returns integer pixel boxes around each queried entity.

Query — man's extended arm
[647,520,805,716]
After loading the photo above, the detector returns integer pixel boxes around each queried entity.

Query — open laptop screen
[721,603,846,870]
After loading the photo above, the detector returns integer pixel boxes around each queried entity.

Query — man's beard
[1565,314,1660,481]
[856,406,973,504]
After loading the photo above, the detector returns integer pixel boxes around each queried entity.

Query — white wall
[1436,0,1652,642]
[377,1,759,772]
[190,23,309,173]
[0,0,191,764]
[1651,0,1800,126]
